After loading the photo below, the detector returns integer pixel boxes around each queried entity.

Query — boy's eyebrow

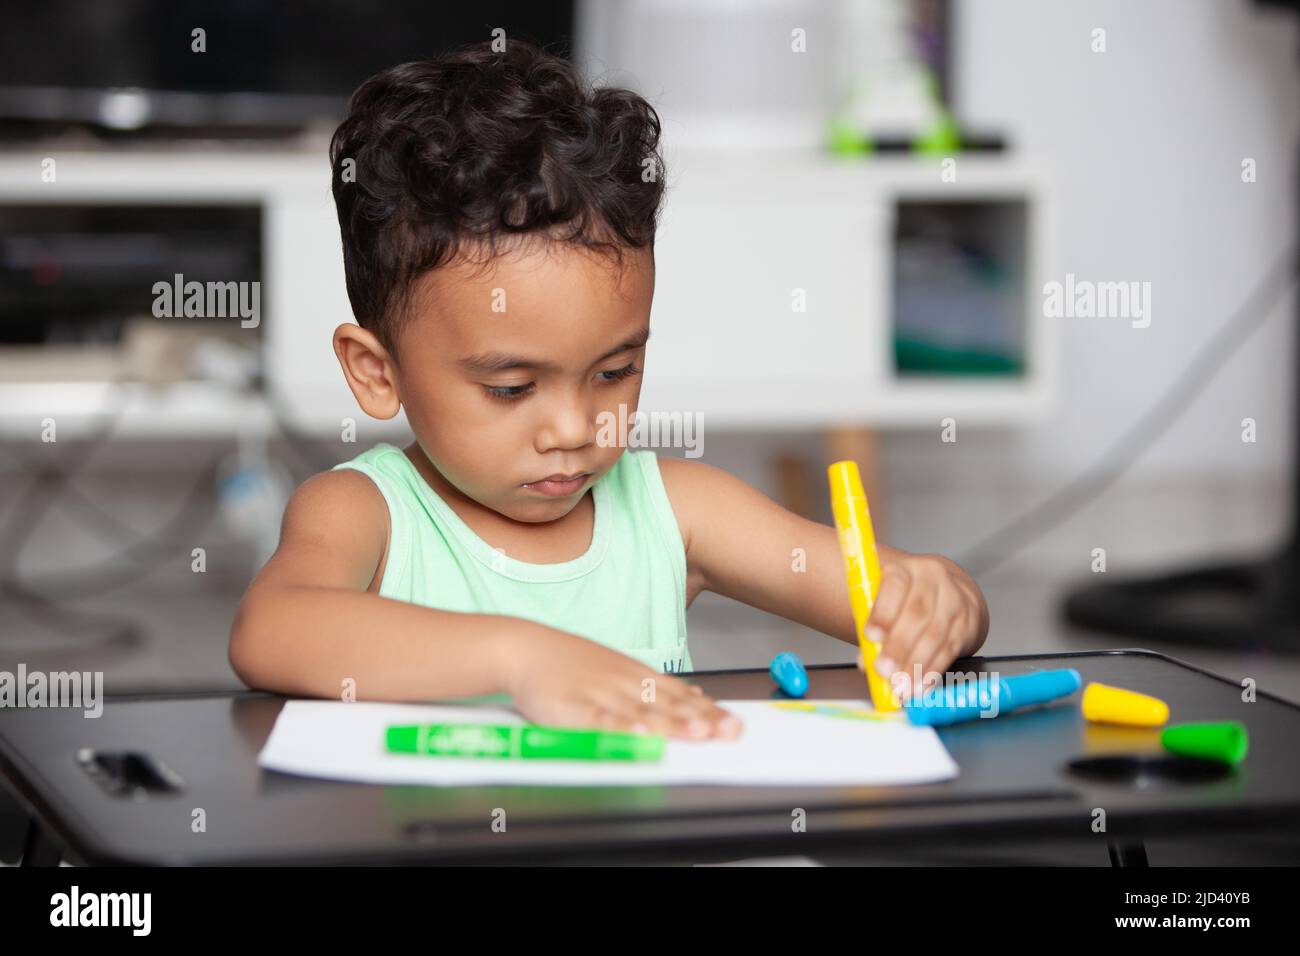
[458,326,651,373]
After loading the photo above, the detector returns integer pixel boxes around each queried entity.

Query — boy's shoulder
[330,440,406,473]
[249,465,392,594]
[280,466,389,556]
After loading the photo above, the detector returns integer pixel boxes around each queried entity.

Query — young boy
[229,40,989,741]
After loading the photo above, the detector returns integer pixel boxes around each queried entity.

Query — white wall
[583,0,1298,480]
[954,0,1299,481]
[903,0,1300,574]
[577,0,1300,575]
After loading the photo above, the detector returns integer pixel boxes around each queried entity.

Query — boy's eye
[598,362,641,384]
[482,363,640,403]
[484,382,535,402]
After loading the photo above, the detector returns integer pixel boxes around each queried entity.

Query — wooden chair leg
[767,429,889,540]
[773,453,815,519]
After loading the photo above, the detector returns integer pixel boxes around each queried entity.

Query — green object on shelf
[894,336,1023,376]
[914,110,962,156]
[828,115,872,157]
[1160,721,1248,766]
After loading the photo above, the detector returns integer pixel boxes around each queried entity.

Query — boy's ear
[333,323,401,420]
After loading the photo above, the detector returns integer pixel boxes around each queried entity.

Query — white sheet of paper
[258,699,958,787]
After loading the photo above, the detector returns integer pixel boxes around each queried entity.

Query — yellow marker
[828,460,899,712]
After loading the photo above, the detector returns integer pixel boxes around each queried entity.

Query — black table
[3,650,1298,866]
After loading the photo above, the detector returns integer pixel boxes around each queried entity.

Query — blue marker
[769,652,809,698]
[904,668,1082,727]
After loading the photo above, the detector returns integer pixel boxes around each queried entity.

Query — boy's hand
[854,552,988,702]
[500,623,743,740]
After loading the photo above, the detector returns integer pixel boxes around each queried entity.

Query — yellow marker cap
[1081,682,1169,727]
[828,460,898,712]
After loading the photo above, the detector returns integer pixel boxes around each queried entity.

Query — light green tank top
[332,443,692,674]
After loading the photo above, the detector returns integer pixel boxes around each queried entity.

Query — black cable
[1,456,227,598]
[0,384,150,650]
[0,348,353,655]
[0,382,240,651]
[958,244,1299,577]
[0,381,328,612]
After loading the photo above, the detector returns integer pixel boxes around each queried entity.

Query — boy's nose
[535,395,596,452]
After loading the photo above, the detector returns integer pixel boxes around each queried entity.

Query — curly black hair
[329,39,667,356]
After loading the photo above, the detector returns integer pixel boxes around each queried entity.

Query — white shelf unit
[0,148,1056,438]
[643,149,1058,430]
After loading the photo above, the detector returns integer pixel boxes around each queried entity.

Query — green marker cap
[385,723,665,762]
[1160,721,1248,766]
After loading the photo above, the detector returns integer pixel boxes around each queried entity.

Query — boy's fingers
[661,707,730,740]
[587,703,635,732]
[906,619,956,698]
[635,708,690,738]
[619,699,686,736]
[915,611,970,696]
[869,568,911,631]
[634,690,740,739]
[680,695,742,737]
[880,580,940,677]
[565,679,740,740]
[706,706,743,738]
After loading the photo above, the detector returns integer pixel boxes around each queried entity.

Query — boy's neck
[401,441,596,564]
[400,441,585,530]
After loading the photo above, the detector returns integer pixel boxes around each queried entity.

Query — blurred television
[0,0,575,135]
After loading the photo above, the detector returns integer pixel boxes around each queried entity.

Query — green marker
[385,723,665,762]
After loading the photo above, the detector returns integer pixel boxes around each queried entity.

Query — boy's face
[389,241,654,524]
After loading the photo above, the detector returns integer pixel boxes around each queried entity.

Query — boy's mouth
[521,472,590,497]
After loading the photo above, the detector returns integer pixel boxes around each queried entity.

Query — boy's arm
[659,457,989,696]
[228,469,742,738]
[228,469,525,702]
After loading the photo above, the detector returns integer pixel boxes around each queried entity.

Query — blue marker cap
[770,652,809,698]
[905,668,1082,727]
